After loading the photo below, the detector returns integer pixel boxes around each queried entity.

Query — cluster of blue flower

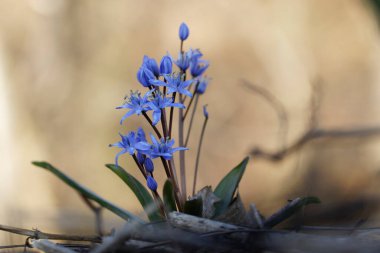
[110,23,210,209]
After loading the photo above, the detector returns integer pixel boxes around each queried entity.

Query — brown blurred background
[1,0,380,241]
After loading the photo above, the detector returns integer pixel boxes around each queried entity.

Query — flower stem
[132,155,166,218]
[192,115,208,196]
[142,111,162,139]
[168,93,177,138]
[160,157,183,211]
[184,94,199,147]
[132,154,147,179]
[178,94,187,202]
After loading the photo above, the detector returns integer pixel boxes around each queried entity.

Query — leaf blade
[106,164,161,221]
[32,161,144,223]
[163,179,177,212]
[213,157,249,217]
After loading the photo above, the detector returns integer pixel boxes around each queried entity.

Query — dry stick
[80,195,104,236]
[142,111,162,139]
[250,127,380,162]
[192,114,208,195]
[0,224,100,242]
[0,244,27,250]
[184,94,199,146]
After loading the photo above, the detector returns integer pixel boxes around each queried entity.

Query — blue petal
[152,110,161,125]
[150,79,167,87]
[115,149,128,166]
[135,142,151,151]
[150,133,160,146]
[120,110,136,124]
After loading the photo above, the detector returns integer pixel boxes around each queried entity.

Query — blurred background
[1,0,380,243]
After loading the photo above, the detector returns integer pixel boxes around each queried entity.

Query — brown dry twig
[0,224,100,243]
[245,79,380,162]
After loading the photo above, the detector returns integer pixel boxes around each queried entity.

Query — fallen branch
[0,224,100,242]
[250,127,380,162]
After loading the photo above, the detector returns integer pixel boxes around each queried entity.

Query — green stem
[192,117,208,195]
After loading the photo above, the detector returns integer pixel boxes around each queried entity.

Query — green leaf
[32,161,144,223]
[106,164,162,221]
[184,197,203,217]
[163,179,177,212]
[263,196,321,228]
[213,157,249,217]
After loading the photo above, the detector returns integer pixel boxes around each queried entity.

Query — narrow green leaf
[106,164,161,221]
[32,161,144,223]
[163,179,177,212]
[184,197,203,217]
[213,157,249,217]
[264,196,321,228]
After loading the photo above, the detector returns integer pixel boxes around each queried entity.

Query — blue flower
[160,55,172,75]
[175,52,191,72]
[190,58,209,77]
[110,127,151,165]
[117,90,152,124]
[151,73,193,97]
[146,176,158,191]
[196,77,210,95]
[179,22,189,41]
[147,91,185,125]
[138,133,188,160]
[137,66,156,87]
[143,56,160,77]
[109,131,139,165]
[136,127,147,142]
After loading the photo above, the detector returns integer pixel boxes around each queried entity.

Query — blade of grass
[106,164,162,221]
[32,161,144,223]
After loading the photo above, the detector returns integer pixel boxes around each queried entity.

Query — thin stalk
[161,86,168,138]
[168,159,183,210]
[183,82,200,120]
[133,157,165,218]
[161,109,169,138]
[160,157,183,211]
[168,93,177,138]
[142,111,162,139]
[132,154,147,179]
[150,172,166,218]
[178,93,187,202]
[192,116,208,195]
[184,94,200,146]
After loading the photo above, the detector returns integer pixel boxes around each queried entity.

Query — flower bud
[145,57,160,77]
[144,157,154,173]
[203,105,209,119]
[136,152,145,164]
[179,22,189,41]
[160,55,172,75]
[147,176,158,191]
[196,77,210,94]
